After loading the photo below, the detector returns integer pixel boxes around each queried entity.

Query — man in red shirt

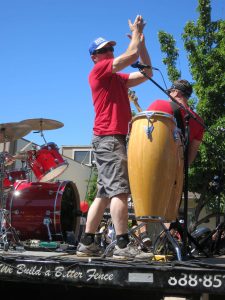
[147,79,204,164]
[77,15,153,259]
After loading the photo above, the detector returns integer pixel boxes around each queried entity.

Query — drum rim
[132,110,176,122]
[38,161,69,182]
[40,142,58,149]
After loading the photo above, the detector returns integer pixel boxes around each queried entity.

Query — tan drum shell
[164,137,184,222]
[128,111,183,222]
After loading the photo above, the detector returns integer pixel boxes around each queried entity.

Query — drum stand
[0,147,22,251]
[159,221,182,261]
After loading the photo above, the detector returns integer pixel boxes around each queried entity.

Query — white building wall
[56,156,92,200]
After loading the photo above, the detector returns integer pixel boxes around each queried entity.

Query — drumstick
[128,89,143,112]
[13,141,33,160]
[13,153,28,160]
[19,141,33,153]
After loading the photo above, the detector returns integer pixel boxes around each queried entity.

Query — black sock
[81,233,95,245]
[116,233,129,249]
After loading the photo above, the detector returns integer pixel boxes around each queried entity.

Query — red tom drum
[27,142,68,182]
[6,180,80,242]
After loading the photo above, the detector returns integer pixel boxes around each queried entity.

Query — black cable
[154,67,168,90]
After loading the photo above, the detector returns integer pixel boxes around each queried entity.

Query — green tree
[158,0,225,230]
[85,167,98,206]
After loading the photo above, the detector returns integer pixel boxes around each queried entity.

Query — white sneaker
[76,242,103,257]
[113,243,153,260]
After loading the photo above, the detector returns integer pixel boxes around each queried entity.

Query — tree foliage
[158,0,225,230]
[85,167,98,205]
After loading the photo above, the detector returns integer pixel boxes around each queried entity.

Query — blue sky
[0,0,224,147]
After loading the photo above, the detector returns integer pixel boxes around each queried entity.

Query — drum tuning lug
[173,128,180,141]
[144,125,154,139]
[43,217,52,241]
[48,190,56,195]
[43,217,52,224]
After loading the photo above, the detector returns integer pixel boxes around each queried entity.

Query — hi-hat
[20,118,64,131]
[0,122,32,143]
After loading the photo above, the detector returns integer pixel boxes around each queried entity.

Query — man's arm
[127,34,153,87]
[112,15,144,73]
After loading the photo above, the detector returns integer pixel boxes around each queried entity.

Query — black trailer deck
[1,247,225,299]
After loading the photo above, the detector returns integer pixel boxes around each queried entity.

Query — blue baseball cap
[89,37,116,55]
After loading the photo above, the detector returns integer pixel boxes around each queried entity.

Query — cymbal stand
[34,121,47,144]
[0,138,21,251]
[0,150,9,250]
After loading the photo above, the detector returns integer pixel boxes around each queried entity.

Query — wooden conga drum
[127,111,184,222]
[164,136,184,222]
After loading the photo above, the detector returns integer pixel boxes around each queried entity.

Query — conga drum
[164,135,184,222]
[127,111,184,222]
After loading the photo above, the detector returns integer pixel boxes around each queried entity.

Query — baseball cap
[89,37,116,55]
[167,79,193,99]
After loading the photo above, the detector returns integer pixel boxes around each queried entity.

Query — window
[73,149,94,166]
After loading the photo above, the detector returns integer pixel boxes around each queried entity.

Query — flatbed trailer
[0,249,225,299]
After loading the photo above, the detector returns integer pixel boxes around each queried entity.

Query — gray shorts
[92,135,130,199]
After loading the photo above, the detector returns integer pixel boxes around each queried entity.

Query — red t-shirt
[89,58,131,135]
[147,100,204,142]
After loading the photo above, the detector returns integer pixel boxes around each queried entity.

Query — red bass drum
[6,180,80,242]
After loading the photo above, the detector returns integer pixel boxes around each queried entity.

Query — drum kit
[0,118,80,251]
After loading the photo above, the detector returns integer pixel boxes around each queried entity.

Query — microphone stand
[138,69,213,259]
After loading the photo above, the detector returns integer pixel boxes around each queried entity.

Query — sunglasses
[93,46,114,55]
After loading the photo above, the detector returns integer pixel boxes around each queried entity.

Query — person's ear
[91,55,97,63]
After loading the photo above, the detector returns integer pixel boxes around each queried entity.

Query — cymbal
[20,118,64,131]
[0,122,32,143]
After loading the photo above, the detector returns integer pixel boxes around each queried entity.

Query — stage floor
[1,247,225,297]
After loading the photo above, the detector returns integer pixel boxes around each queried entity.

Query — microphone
[131,61,159,71]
